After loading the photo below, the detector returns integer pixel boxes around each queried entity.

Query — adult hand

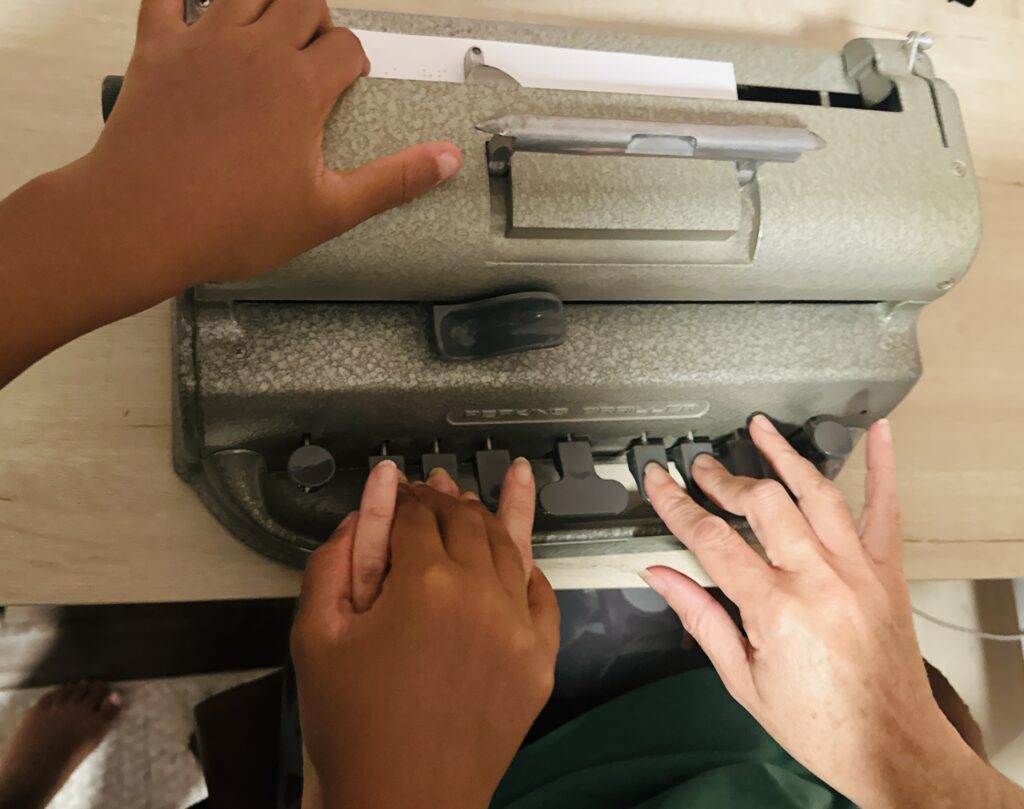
[291,459,558,809]
[642,416,1018,809]
[89,0,463,285]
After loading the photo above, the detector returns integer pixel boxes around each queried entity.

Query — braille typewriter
[112,7,982,566]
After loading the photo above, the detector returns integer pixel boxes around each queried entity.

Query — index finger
[748,415,862,558]
[645,463,774,608]
[304,26,371,100]
[497,457,536,576]
[351,460,400,613]
[859,419,903,569]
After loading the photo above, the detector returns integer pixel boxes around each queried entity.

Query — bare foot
[0,682,122,809]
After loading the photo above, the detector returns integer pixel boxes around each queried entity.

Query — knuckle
[332,26,364,55]
[747,479,788,506]
[503,495,532,517]
[289,617,325,657]
[303,545,330,578]
[456,502,488,531]
[354,557,387,586]
[506,625,535,657]
[812,478,846,506]
[362,503,393,523]
[691,516,734,549]
[878,496,902,524]
[464,500,491,518]
[661,494,695,523]
[398,499,433,523]
[530,663,555,699]
[417,562,460,603]
[681,600,718,643]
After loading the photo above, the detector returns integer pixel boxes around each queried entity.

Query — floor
[0,670,266,809]
[910,579,1024,783]
[0,580,1020,807]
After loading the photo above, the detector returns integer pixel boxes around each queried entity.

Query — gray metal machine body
[169,7,981,567]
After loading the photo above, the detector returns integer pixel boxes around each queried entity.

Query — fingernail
[877,417,892,441]
[513,456,533,484]
[373,459,398,483]
[427,466,452,481]
[107,691,123,707]
[750,413,778,434]
[644,462,671,485]
[692,452,717,469]
[436,149,463,182]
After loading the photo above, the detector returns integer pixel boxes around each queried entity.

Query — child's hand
[89,0,463,285]
[291,459,557,809]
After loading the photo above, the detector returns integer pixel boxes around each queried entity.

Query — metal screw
[937,278,956,291]
[196,0,211,7]
[952,160,967,177]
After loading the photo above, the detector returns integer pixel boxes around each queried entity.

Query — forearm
[0,156,193,387]
[316,751,496,809]
[862,713,1024,809]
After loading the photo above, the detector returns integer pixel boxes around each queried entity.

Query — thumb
[641,566,757,708]
[329,142,463,232]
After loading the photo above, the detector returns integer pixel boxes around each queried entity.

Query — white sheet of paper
[351,29,738,101]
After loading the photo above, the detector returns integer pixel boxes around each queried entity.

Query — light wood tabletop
[1,0,1022,604]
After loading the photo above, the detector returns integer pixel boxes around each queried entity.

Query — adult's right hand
[642,416,1024,809]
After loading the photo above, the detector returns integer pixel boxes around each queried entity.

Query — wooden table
[2,0,1022,604]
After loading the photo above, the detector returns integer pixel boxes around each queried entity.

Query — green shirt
[493,668,854,809]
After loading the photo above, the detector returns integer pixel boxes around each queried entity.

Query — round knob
[287,444,336,490]
[807,419,853,460]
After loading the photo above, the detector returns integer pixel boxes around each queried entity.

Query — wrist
[315,752,496,809]
[59,152,198,294]
[860,709,1017,809]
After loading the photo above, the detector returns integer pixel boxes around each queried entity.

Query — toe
[55,683,76,704]
[99,691,123,721]
[87,682,110,712]
[37,687,61,710]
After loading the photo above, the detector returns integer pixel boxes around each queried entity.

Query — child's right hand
[291,460,558,809]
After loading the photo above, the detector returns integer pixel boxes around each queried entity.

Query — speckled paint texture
[173,8,980,567]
